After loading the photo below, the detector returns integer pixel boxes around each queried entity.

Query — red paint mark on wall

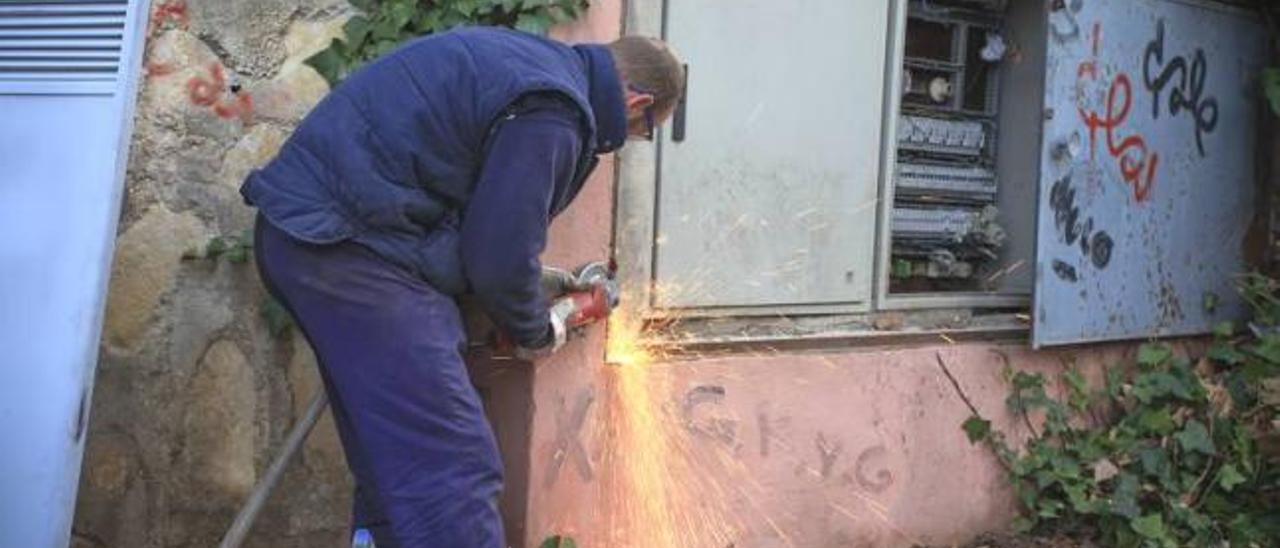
[150,0,189,33]
[1076,23,1159,203]
[187,63,253,123]
[144,0,189,79]
[146,61,178,79]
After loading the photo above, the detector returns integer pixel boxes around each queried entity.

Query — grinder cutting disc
[573,261,620,310]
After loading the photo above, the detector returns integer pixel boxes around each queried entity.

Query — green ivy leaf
[261,297,294,337]
[1175,419,1215,456]
[344,15,372,48]
[1064,370,1090,412]
[454,0,479,17]
[1011,516,1035,533]
[1050,453,1082,480]
[225,244,249,264]
[1131,513,1169,541]
[1217,463,1246,492]
[371,16,404,41]
[1037,498,1064,518]
[1010,370,1045,390]
[962,416,991,443]
[1111,473,1141,519]
[306,39,349,85]
[386,0,417,27]
[205,236,228,259]
[1203,291,1220,314]
[373,39,402,57]
[1137,407,1176,435]
[1064,482,1091,512]
[1251,335,1280,365]
[1105,366,1125,400]
[1208,340,1246,365]
[414,10,445,33]
[539,536,577,548]
[1138,343,1174,368]
[1138,447,1169,478]
[1133,371,1196,404]
[515,12,552,34]
[1264,68,1280,117]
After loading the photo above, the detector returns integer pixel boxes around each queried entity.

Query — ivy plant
[1264,68,1280,117]
[963,277,1280,546]
[184,232,296,337]
[183,231,253,264]
[307,0,590,85]
[539,535,577,548]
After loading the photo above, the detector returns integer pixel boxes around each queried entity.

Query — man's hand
[540,265,602,299]
[511,262,617,361]
[539,266,578,300]
[513,304,570,361]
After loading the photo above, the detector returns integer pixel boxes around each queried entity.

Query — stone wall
[76,1,355,546]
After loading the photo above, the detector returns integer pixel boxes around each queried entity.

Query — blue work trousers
[253,215,504,548]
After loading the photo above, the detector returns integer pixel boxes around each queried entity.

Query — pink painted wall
[522,339,1198,547]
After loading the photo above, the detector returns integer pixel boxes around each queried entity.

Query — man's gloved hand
[513,301,570,361]
[539,266,576,300]
[540,265,599,299]
[512,262,617,361]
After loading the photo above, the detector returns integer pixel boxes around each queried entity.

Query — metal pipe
[218,389,328,548]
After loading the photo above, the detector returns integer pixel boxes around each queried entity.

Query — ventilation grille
[0,1,128,88]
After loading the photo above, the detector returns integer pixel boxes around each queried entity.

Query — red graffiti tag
[187,63,253,123]
[144,0,189,78]
[150,0,189,33]
[146,61,178,79]
[1076,23,1159,203]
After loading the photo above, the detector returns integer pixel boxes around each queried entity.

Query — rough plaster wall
[75,1,354,547]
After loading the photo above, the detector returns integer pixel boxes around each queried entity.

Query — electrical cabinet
[617,0,1266,347]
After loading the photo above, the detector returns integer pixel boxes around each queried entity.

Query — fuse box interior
[889,0,1040,298]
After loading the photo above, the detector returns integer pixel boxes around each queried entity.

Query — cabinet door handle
[672,63,688,142]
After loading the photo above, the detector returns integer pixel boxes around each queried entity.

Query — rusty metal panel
[1033,0,1266,347]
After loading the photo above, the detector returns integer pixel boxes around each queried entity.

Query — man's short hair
[607,36,684,116]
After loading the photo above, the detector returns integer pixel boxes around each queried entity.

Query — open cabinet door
[1033,0,1266,347]
[0,1,151,545]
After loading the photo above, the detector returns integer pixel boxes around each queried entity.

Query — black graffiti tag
[1143,19,1219,157]
[1049,175,1114,282]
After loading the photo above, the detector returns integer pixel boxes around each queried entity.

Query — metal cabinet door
[653,0,890,310]
[1033,0,1266,346]
[0,1,151,545]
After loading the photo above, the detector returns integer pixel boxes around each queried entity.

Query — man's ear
[624,91,654,111]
